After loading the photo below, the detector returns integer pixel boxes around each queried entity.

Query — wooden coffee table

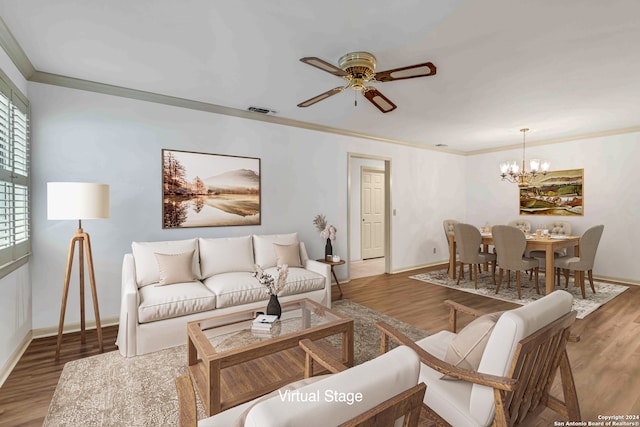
[186,298,354,416]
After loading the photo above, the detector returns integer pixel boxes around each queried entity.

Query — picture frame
[162,149,261,228]
[519,168,583,216]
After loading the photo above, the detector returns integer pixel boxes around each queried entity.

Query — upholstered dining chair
[492,225,539,299]
[375,290,581,427]
[453,223,496,288]
[443,219,460,273]
[507,219,531,233]
[555,224,604,299]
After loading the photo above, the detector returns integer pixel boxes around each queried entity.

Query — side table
[316,258,346,299]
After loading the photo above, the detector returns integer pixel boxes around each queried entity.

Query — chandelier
[499,128,550,187]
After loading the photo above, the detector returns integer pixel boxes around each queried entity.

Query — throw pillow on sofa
[155,250,196,286]
[273,243,302,268]
[132,238,201,287]
[253,233,299,268]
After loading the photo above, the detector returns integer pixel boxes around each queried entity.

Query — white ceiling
[1,0,639,152]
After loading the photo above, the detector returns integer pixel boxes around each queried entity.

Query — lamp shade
[47,182,110,220]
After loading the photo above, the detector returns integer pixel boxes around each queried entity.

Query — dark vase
[325,238,333,261]
[266,294,282,319]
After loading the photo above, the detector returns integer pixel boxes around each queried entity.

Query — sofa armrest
[116,253,140,357]
[303,257,331,306]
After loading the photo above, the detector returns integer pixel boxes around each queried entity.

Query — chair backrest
[492,225,529,271]
[470,290,574,426]
[443,219,459,243]
[574,224,605,270]
[244,345,421,427]
[545,220,572,235]
[453,223,482,264]
[507,219,531,233]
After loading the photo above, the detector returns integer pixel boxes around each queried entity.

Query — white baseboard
[0,330,32,388]
[32,316,120,339]
[390,259,449,274]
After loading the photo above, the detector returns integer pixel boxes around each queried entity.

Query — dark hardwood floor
[1,264,638,426]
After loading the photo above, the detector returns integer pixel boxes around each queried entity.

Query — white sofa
[116,233,331,357]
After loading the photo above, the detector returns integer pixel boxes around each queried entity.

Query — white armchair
[177,341,426,427]
[376,290,580,426]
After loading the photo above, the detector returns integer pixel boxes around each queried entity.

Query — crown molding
[464,126,640,156]
[0,17,35,79]
[29,70,466,155]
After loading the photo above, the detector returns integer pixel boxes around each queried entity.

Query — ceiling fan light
[511,162,520,174]
[500,162,510,174]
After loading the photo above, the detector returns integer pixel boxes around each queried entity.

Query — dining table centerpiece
[253,264,289,318]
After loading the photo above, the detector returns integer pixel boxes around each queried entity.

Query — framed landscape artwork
[162,149,261,228]
[519,168,583,216]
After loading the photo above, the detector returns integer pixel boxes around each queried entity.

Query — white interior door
[361,168,385,259]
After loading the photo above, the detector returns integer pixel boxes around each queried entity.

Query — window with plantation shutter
[0,72,30,272]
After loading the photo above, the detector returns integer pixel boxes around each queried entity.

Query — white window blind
[0,74,30,268]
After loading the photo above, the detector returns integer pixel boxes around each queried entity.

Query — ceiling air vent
[247,106,276,114]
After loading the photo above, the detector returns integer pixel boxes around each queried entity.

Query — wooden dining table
[448,233,581,295]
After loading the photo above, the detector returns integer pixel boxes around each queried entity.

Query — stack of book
[251,314,278,335]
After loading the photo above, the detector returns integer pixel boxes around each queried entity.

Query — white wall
[465,132,640,282]
[349,157,385,262]
[0,50,31,374]
[28,82,467,330]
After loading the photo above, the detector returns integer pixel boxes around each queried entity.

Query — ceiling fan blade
[363,88,397,113]
[297,87,344,108]
[374,62,437,82]
[300,57,349,77]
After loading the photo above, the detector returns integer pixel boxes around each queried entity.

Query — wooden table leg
[449,234,456,280]
[545,248,555,295]
[331,267,343,299]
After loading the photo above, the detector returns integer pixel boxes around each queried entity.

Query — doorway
[348,154,391,280]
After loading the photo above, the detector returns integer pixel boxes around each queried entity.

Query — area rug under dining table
[44,300,429,427]
[410,270,629,319]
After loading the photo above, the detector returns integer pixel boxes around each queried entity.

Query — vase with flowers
[313,214,337,261]
[253,264,288,318]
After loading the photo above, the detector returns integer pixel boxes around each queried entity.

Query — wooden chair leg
[496,268,503,294]
[457,263,463,286]
[588,270,596,293]
[491,261,496,285]
[516,270,522,299]
[473,264,478,289]
[564,269,570,288]
[579,271,586,299]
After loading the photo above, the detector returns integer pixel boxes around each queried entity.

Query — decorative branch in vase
[313,213,337,261]
[253,264,288,318]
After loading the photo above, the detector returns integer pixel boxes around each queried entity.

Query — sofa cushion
[253,233,299,268]
[273,243,303,268]
[137,281,216,323]
[264,267,325,297]
[204,272,269,308]
[155,251,196,286]
[132,239,200,287]
[199,236,255,278]
[442,311,503,379]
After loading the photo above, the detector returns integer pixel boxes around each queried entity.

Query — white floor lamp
[47,182,110,359]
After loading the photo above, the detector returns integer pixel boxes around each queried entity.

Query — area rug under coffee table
[410,270,629,319]
[44,300,429,427]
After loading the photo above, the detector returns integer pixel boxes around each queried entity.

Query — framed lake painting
[519,168,583,216]
[162,149,261,228]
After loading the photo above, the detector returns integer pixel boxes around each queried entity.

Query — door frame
[347,152,392,277]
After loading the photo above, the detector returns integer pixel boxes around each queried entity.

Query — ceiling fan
[297,51,436,113]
